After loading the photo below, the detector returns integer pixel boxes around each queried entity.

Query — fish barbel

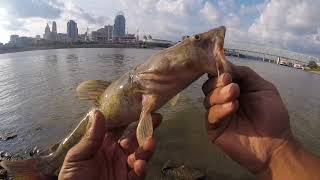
[1,26,230,179]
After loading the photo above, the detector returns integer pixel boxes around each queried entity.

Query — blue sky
[0,0,319,56]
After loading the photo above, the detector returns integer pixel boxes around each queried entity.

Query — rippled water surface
[0,48,319,179]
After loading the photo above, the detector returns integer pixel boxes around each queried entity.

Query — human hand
[58,110,162,180]
[202,64,293,174]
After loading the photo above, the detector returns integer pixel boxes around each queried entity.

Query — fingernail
[87,109,98,130]
[217,74,226,87]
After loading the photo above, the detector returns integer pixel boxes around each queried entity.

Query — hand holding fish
[59,110,162,180]
[203,64,320,180]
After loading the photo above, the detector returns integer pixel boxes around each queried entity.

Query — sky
[0,0,319,57]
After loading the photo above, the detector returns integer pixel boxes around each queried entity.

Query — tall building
[52,21,57,41]
[10,35,19,44]
[67,20,78,42]
[113,12,126,39]
[44,23,51,40]
[57,33,68,43]
[52,21,57,33]
[92,25,113,42]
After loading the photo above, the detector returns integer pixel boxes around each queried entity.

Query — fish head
[172,26,229,76]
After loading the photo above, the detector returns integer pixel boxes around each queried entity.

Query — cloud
[4,19,29,32]
[62,2,110,26]
[248,0,320,56]
[240,1,267,16]
[201,1,221,23]
[1,0,63,19]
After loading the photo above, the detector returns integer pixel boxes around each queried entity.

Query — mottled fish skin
[1,26,229,179]
[161,161,206,180]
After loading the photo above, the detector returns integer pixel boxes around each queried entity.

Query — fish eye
[194,34,200,41]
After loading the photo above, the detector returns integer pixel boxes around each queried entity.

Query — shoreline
[308,70,320,75]
[0,44,156,55]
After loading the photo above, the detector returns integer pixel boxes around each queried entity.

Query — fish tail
[0,111,93,179]
[1,156,56,180]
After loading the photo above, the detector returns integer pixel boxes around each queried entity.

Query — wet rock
[29,146,40,157]
[24,146,41,158]
[0,152,12,161]
[0,133,17,141]
[0,168,7,179]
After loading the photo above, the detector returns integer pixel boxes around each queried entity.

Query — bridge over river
[224,43,320,66]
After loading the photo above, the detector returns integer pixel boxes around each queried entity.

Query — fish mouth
[208,26,227,76]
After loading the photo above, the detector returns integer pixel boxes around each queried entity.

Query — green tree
[308,61,318,69]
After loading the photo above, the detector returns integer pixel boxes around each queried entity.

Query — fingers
[203,74,239,109]
[203,73,239,134]
[208,100,239,124]
[65,110,106,162]
[127,160,147,179]
[120,113,162,154]
[127,138,156,179]
[202,73,232,95]
[209,83,240,106]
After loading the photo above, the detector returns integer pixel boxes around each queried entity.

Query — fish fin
[76,80,111,102]
[169,93,180,107]
[49,139,62,152]
[136,95,156,146]
[1,157,54,180]
[136,112,153,147]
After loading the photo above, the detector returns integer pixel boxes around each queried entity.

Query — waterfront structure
[113,12,126,40]
[91,25,113,43]
[10,35,19,44]
[8,35,33,47]
[67,20,78,42]
[57,33,68,43]
[140,35,175,48]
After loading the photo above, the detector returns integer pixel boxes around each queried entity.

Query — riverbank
[306,68,320,75]
[309,70,320,75]
[0,43,144,55]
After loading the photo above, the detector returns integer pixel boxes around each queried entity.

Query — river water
[0,48,319,179]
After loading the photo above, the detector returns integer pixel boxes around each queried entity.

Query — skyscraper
[67,20,78,42]
[52,21,57,33]
[44,23,51,40]
[52,21,57,41]
[113,12,126,39]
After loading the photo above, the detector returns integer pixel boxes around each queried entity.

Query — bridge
[224,43,320,66]
[225,48,309,65]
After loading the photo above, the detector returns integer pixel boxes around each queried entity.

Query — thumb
[66,110,106,162]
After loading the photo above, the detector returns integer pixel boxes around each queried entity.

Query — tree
[308,61,318,69]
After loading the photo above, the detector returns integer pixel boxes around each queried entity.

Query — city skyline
[0,0,319,57]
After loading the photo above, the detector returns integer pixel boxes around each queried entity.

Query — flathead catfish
[1,26,230,179]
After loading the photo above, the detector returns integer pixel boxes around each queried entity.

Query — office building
[52,21,57,41]
[67,20,78,42]
[57,33,68,43]
[10,35,19,44]
[44,23,51,40]
[113,12,126,39]
[91,25,113,42]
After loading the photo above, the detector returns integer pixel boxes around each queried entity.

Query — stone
[0,133,17,141]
